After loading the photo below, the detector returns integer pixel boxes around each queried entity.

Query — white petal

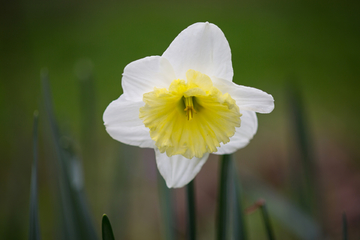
[212,77,275,113]
[214,110,258,155]
[155,149,210,188]
[162,22,233,81]
[103,97,155,148]
[121,56,176,102]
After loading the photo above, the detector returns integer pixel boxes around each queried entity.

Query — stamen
[183,96,196,120]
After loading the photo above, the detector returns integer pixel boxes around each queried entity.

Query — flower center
[183,96,196,120]
[139,69,241,159]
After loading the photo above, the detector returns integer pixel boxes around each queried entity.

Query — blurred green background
[1,0,360,239]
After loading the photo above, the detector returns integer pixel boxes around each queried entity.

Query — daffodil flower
[103,22,274,188]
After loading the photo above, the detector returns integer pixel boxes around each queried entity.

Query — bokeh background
[1,0,360,239]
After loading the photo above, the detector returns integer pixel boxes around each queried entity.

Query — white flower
[103,22,274,188]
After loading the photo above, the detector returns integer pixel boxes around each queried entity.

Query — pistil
[184,96,196,120]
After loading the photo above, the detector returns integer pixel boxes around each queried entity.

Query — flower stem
[232,164,247,240]
[158,173,175,240]
[186,180,196,240]
[217,154,231,240]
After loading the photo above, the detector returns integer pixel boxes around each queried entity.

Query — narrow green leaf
[41,71,98,240]
[29,111,41,240]
[260,202,275,240]
[287,82,317,214]
[42,70,76,239]
[232,164,247,240]
[186,180,196,240]
[342,212,348,240]
[102,215,115,240]
[158,173,175,240]
[217,154,232,240]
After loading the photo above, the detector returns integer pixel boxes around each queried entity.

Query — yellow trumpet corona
[139,69,241,159]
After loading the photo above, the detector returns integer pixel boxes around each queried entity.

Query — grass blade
[342,212,348,240]
[217,154,232,240]
[186,180,196,240]
[102,215,115,240]
[29,111,41,240]
[260,202,275,240]
[158,172,175,240]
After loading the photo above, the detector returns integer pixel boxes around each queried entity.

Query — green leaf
[29,111,41,240]
[102,215,115,240]
[186,180,196,240]
[217,154,232,240]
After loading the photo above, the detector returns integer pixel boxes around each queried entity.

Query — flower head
[103,22,274,188]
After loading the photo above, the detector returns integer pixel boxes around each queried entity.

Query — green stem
[186,180,196,240]
[217,154,231,240]
[232,165,247,240]
[158,173,175,240]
